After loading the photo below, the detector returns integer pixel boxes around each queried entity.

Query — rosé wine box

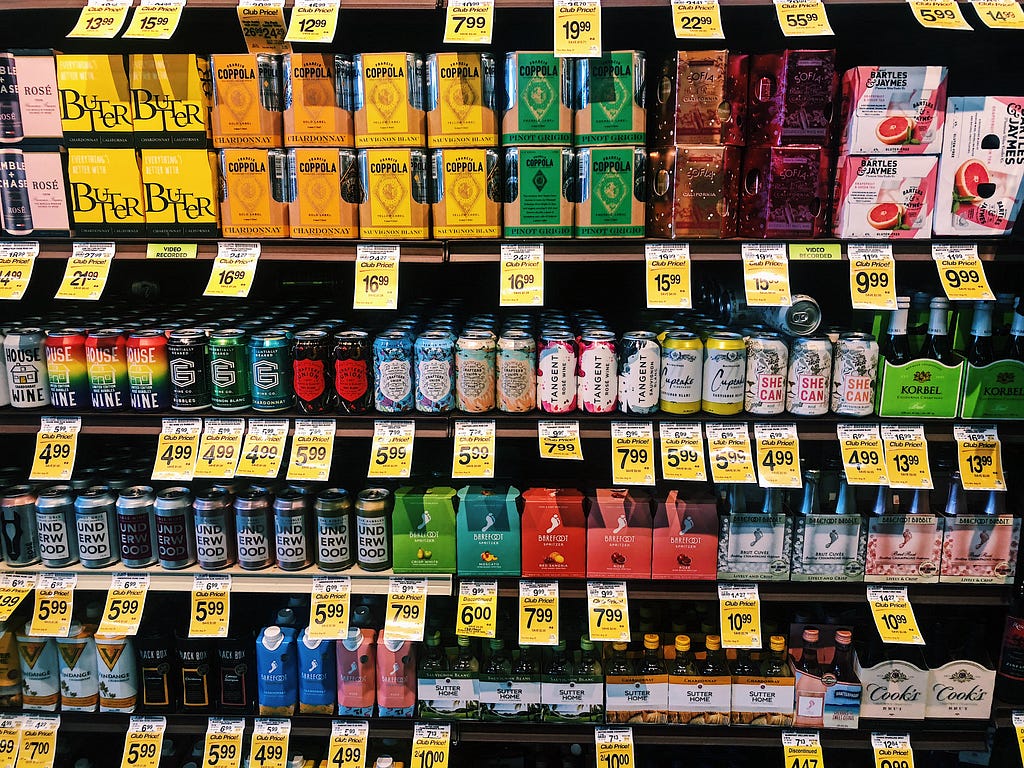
[746,50,837,147]
[832,154,938,239]
[865,512,943,583]
[520,488,587,578]
[646,145,741,238]
[738,145,831,239]
[939,510,1020,585]
[652,488,718,580]
[650,50,748,147]
[586,488,652,579]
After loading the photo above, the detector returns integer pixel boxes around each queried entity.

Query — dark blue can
[414,331,455,413]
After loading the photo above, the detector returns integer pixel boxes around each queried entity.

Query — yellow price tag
[645,243,691,308]
[286,419,336,482]
[872,734,914,768]
[719,583,761,649]
[384,577,427,643]
[15,717,59,768]
[955,425,1005,491]
[775,0,834,34]
[554,0,601,58]
[538,420,583,461]
[235,419,288,478]
[368,420,415,479]
[203,719,245,768]
[500,244,544,307]
[98,574,149,637]
[909,0,974,27]
[586,581,629,643]
[519,580,559,646]
[1013,712,1024,763]
[742,243,791,307]
[610,421,655,486]
[594,728,634,768]
[0,243,39,301]
[867,586,924,645]
[881,425,933,490]
[30,417,81,482]
[754,423,801,489]
[849,244,897,311]
[671,0,724,38]
[660,423,706,481]
[190,575,231,639]
[837,424,889,486]
[67,0,131,38]
[0,576,35,623]
[123,1,186,39]
[706,423,756,485]
[193,419,244,480]
[354,245,399,310]
[30,574,76,638]
[410,724,450,768]
[285,0,340,43]
[444,0,494,43]
[452,420,496,479]
[205,242,260,298]
[237,0,291,54]
[120,717,166,768]
[327,722,368,768]
[248,721,290,768]
[152,418,201,481]
[55,242,114,301]
[933,244,993,301]
[972,0,1024,26]
[308,576,351,641]
[782,733,823,768]
[0,716,23,768]
[146,243,197,259]
[456,579,498,639]
[789,243,841,261]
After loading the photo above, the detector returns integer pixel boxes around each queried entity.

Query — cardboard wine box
[586,488,652,579]
[520,488,587,579]
[391,486,457,574]
[788,624,861,730]
[456,486,521,577]
[652,487,718,580]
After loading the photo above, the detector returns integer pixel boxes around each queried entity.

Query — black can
[234,490,275,571]
[293,330,336,415]
[116,485,158,568]
[1,485,38,567]
[0,54,24,142]
[333,330,372,414]
[167,329,212,412]
[193,491,236,570]
[0,149,32,236]
[273,488,312,571]
[315,488,354,572]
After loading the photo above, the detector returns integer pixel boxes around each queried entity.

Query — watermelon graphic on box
[832,154,938,239]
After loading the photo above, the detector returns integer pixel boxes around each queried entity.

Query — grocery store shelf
[0,0,441,9]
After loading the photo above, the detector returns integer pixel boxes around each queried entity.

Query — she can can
[577,330,618,413]
[36,485,78,568]
[415,331,455,413]
[356,487,392,572]
[334,330,373,414]
[167,329,212,412]
[155,487,196,570]
[75,486,120,569]
[701,332,746,415]
[373,331,414,413]
[44,330,89,410]
[234,490,275,570]
[4,328,49,409]
[786,336,833,417]
[830,332,878,417]
[0,485,38,566]
[537,330,577,413]
[455,330,496,413]
[315,488,354,571]
[497,330,536,413]
[126,330,170,413]
[194,490,236,570]
[85,330,129,412]
[618,330,660,414]
[274,488,312,571]
[659,330,702,414]
[116,485,158,568]
[293,330,336,415]
[210,329,251,412]
[744,332,789,416]
[248,330,293,413]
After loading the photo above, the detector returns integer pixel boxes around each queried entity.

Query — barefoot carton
[585,488,652,579]
[652,487,718,580]
[839,66,947,155]
[520,488,586,579]
[391,486,457,575]
[456,486,521,577]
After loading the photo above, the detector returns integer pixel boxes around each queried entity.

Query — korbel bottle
[967,301,995,367]
[996,580,1024,703]
[920,296,956,365]
[881,296,912,366]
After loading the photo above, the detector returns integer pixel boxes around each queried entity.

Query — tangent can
[618,330,660,414]
[577,330,617,413]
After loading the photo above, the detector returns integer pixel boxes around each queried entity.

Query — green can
[210,329,251,412]
[248,330,293,412]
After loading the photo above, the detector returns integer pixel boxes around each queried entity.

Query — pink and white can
[577,330,618,413]
[537,330,578,414]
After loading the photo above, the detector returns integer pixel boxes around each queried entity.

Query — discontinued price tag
[586,581,629,643]
[206,242,260,298]
[909,0,974,28]
[249,720,290,768]
[30,417,81,482]
[742,243,791,307]
[31,574,76,637]
[203,719,245,768]
[285,0,340,43]
[286,419,336,482]
[754,423,801,489]
[554,0,601,58]
[0,575,35,623]
[789,243,841,261]
[610,421,655,486]
[837,424,889,486]
[671,0,724,38]
[327,721,368,768]
[68,0,131,38]
[0,715,22,768]
[368,420,414,478]
[237,0,291,54]
[774,0,834,34]
[384,577,427,642]
[193,418,245,480]
[15,716,59,768]
[235,419,288,478]
[781,732,823,768]
[645,243,692,308]
[933,244,992,300]
[452,420,496,479]
[848,244,897,311]
[706,422,756,484]
[0,242,39,301]
[660,422,707,482]
[308,576,351,641]
[146,243,197,259]
[120,717,166,768]
[500,243,544,306]
[98,573,150,636]
[354,244,399,310]
[881,425,933,490]
[719,583,761,649]
[594,728,634,768]
[456,579,498,638]
[123,0,186,39]
[538,420,583,461]
[519,580,559,646]
[190,575,231,638]
[954,425,1005,491]
[867,586,924,645]
[972,0,1024,26]
[55,242,114,301]
[871,733,914,768]
[411,724,450,768]
[152,418,201,481]
[445,0,495,43]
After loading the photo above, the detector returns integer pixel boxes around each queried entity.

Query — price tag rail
[31,242,445,264]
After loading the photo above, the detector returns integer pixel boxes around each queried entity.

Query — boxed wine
[865,505,943,583]
[939,499,1020,585]
[66,147,145,237]
[391,486,457,574]
[209,54,284,148]
[924,627,995,720]
[353,52,427,149]
[56,54,133,147]
[738,145,831,239]
[789,624,861,729]
[574,146,646,239]
[746,50,836,147]
[855,645,929,720]
[520,488,586,579]
[503,145,574,239]
[430,147,502,239]
[357,147,431,240]
[832,154,938,239]
[717,490,793,581]
[875,356,964,418]
[729,647,795,727]
[0,147,70,238]
[218,148,290,238]
[140,148,219,238]
[790,508,867,583]
[456,486,521,577]
[645,145,741,238]
[426,52,498,148]
[649,50,748,147]
[586,488,652,579]
[502,52,572,146]
[129,54,210,148]
[573,52,646,147]
[652,487,718,580]
[0,50,63,144]
[283,54,354,148]
[960,358,1024,419]
[287,148,359,239]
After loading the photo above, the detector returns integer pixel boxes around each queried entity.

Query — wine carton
[391,486,457,574]
[925,658,995,719]
[283,54,354,148]
[875,356,965,418]
[586,488,652,579]
[456,486,521,577]
[129,54,209,148]
[746,50,836,147]
[960,359,1024,419]
[788,624,861,730]
[1,50,63,144]
[0,147,70,238]
[832,154,938,239]
[479,646,542,722]
[287,148,359,239]
[501,52,573,146]
[667,645,731,725]
[520,488,587,579]
[790,511,867,582]
[738,145,831,239]
[354,52,426,149]
[645,145,741,238]
[426,52,498,148]
[573,52,646,147]
[218,148,290,238]
[67,147,145,237]
[649,50,747,147]
[939,512,1020,585]
[140,149,219,238]
[855,652,929,719]
[865,512,943,583]
[209,54,284,148]
[56,54,133,147]
[717,493,793,581]
[652,487,718,580]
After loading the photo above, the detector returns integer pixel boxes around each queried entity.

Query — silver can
[496,330,536,414]
[116,486,158,569]
[315,488,354,572]
[744,332,789,416]
[36,486,77,568]
[274,488,312,571]
[786,336,833,417]
[194,491,236,570]
[577,330,618,414]
[155,487,196,570]
[75,486,120,569]
[0,485,38,567]
[831,332,879,417]
[617,330,660,414]
[234,490,275,571]
[758,294,822,337]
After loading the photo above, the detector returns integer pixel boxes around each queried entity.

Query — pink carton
[586,488,652,579]
[652,488,718,580]
[839,66,947,155]
[747,50,836,147]
[934,97,1024,236]
[832,154,937,239]
[738,145,831,238]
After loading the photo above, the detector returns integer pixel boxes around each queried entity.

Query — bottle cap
[612,642,628,652]
[426,631,441,647]
[835,629,853,646]
[489,638,504,650]
[457,635,471,648]
[580,637,594,651]
[802,627,820,643]
[770,635,786,652]
[705,634,721,651]
[674,634,691,653]
[643,633,660,650]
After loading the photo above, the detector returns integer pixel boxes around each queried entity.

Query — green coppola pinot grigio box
[960,359,1024,419]
[392,486,457,574]
[875,357,965,418]
[574,146,646,238]
[456,486,521,576]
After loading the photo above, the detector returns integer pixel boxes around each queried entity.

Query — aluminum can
[373,331,414,413]
[0,55,24,143]
[573,51,646,145]
[497,330,536,413]
[274,488,312,571]
[333,330,373,414]
[167,329,212,412]
[36,485,78,568]
[744,332,789,416]
[127,330,171,412]
[293,329,336,414]
[155,487,196,569]
[235,490,275,571]
[356,488,392,571]
[0,485,38,566]
[194,490,236,570]
[426,52,497,146]
[415,331,455,413]
[659,330,702,415]
[455,330,496,413]
[315,488,354,571]
[617,330,660,414]
[44,330,89,410]
[537,330,577,413]
[116,485,158,568]
[830,332,879,417]
[333,54,355,112]
[210,329,251,411]
[86,330,129,412]
[701,332,746,415]
[75,486,120,569]
[786,336,833,417]
[4,328,49,408]
[95,633,137,712]
[0,149,31,236]
[257,53,285,113]
[577,330,617,413]
[0,331,8,407]
[758,294,822,337]
[248,330,293,412]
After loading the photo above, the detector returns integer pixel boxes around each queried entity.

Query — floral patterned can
[497,330,536,413]
[577,330,618,414]
[785,336,833,417]
[830,332,879,417]
[373,330,414,413]
[744,331,788,416]
[414,331,455,413]
[537,330,578,413]
[456,330,496,413]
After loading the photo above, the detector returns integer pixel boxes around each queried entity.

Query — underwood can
[210,329,251,412]
[36,485,78,568]
[274,488,312,571]
[167,329,212,412]
[744,331,789,416]
[194,490,236,570]
[617,330,660,414]
[75,486,120,569]
[249,330,293,412]
[659,330,702,415]
[315,488,354,571]
[577,330,617,413]
[155,487,196,569]
[0,54,24,142]
[415,331,455,413]
[126,330,171,412]
[235,490,275,570]
[116,485,158,568]
[0,485,39,566]
[86,330,130,412]
[455,330,496,413]
[373,331,414,413]
[830,332,878,417]
[786,336,833,417]
[497,330,536,413]
[45,329,90,410]
[334,330,373,415]
[701,332,746,415]
[356,488,392,572]
[293,330,335,415]
[537,330,577,413]
[0,149,32,235]
[4,328,50,408]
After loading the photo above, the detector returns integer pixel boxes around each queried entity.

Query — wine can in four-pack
[497,330,536,413]
[274,489,312,571]
[294,329,336,415]
[127,330,171,412]
[235,490,275,571]
[701,332,746,416]
[333,330,373,414]
[86,330,130,412]
[75,486,119,569]
[786,336,833,417]
[45,330,89,410]
[455,330,496,413]
[36,485,78,568]
[4,328,49,409]
[1,485,38,566]
[248,330,293,413]
[373,331,414,413]
[168,329,212,412]
[210,329,251,412]
[659,330,702,415]
[415,331,455,413]
[194,491,236,570]
[315,488,354,572]
[744,331,789,416]
[618,330,660,414]
[830,332,879,417]
[116,485,158,568]
[577,330,617,414]
[537,330,577,414]
[155,487,196,570]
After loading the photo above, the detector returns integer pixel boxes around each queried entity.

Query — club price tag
[285,0,340,43]
[519,580,559,646]
[933,244,993,300]
[789,243,842,261]
[872,734,914,768]
[500,244,544,307]
[327,721,368,768]
[410,724,450,768]
[1013,712,1024,763]
[30,574,76,638]
[152,418,201,481]
[445,0,495,43]
[0,575,35,623]
[384,577,428,642]
[146,243,197,259]
[203,719,245,768]
[249,720,290,768]
[452,420,496,479]
[742,243,791,307]
[368,420,415,478]
[610,421,655,486]
[237,0,291,54]
[286,419,336,481]
[68,0,131,38]
[193,419,245,480]
[586,581,629,643]
[30,417,81,482]
[719,583,761,649]
[706,423,756,484]
[954,425,1005,491]
[781,732,823,768]
[307,576,351,641]
[456,579,498,638]
[554,0,601,57]
[867,586,924,645]
[120,717,166,768]
[0,242,39,301]
[123,0,186,39]
[0,716,22,768]
[671,0,725,38]
[235,419,288,478]
[972,0,1024,26]
[849,244,897,311]
[754,423,801,489]
[55,242,114,301]
[774,0,833,34]
[354,244,399,310]
[205,242,260,298]
[190,575,231,639]
[660,423,707,481]
[538,420,583,461]
[98,574,150,637]
[881,425,933,490]
[837,424,889,486]
[645,243,692,308]
[594,728,634,768]
[909,0,974,27]
[15,717,59,768]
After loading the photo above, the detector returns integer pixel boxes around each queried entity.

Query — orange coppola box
[653,488,718,580]
[586,488,652,579]
[288,148,359,239]
[284,54,354,148]
[210,54,284,148]
[218,148,289,238]
[520,488,586,579]
[646,145,741,238]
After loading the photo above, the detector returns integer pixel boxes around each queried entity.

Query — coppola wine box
[209,54,284,148]
[520,488,586,578]
[650,50,747,147]
[354,52,427,148]
[287,148,359,239]
[218,148,290,238]
[283,53,355,148]
[392,486,457,574]
[0,147,70,238]
[652,487,718,580]
[0,50,62,145]
[832,154,938,239]
[426,52,498,148]
[573,52,646,147]
[746,49,836,147]
[586,488,652,579]
[646,144,740,238]
[738,145,830,239]
[456,486,521,577]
